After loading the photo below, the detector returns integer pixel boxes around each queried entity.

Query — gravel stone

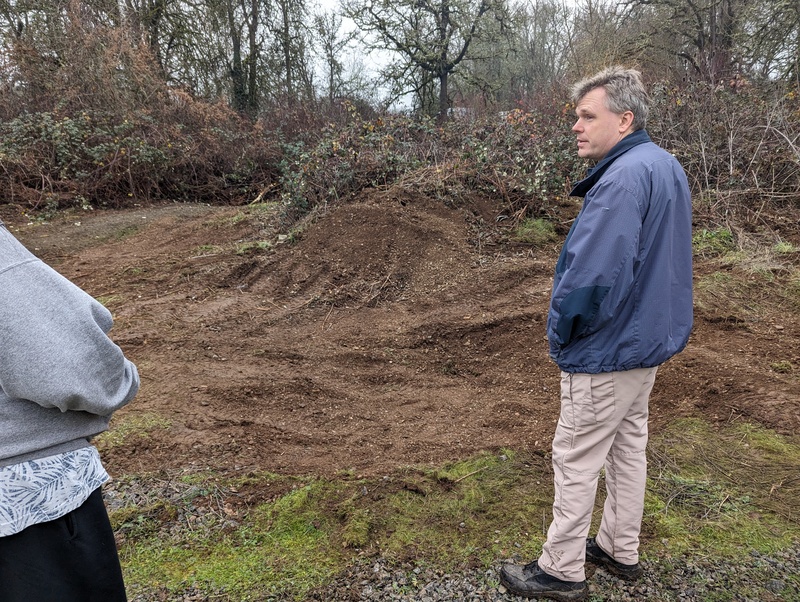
[306,545,800,601]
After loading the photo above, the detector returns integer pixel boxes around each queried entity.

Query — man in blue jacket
[500,66,693,600]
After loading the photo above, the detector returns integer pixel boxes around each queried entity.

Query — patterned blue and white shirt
[0,447,108,537]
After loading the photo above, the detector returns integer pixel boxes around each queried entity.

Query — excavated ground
[4,189,799,484]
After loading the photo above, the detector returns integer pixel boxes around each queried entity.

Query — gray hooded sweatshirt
[0,222,139,467]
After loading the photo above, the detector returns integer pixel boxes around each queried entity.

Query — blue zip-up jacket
[548,129,693,373]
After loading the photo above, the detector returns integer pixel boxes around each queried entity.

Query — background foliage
[0,0,798,226]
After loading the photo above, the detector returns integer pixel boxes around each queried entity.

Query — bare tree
[116,0,316,112]
[120,0,168,72]
[345,0,511,121]
[563,0,646,77]
[223,0,261,114]
[613,0,743,83]
[313,8,358,103]
[516,0,571,87]
[459,0,572,106]
[738,0,800,82]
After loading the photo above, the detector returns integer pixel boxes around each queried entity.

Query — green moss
[349,451,551,568]
[338,501,372,548]
[773,241,797,254]
[512,217,557,246]
[116,425,800,600]
[94,411,171,449]
[235,240,271,254]
[122,480,343,600]
[117,451,552,598]
[692,227,736,257]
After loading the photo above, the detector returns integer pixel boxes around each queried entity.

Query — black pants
[0,487,127,602]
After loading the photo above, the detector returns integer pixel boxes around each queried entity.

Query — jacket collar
[569,129,652,198]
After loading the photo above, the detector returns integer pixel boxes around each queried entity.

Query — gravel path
[307,546,800,601]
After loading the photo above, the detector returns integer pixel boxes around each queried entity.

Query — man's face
[572,87,632,161]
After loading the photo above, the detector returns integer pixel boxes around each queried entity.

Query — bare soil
[4,189,799,481]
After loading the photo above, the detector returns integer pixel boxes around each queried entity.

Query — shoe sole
[500,577,589,601]
[585,552,642,581]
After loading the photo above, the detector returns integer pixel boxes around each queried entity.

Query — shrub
[0,10,280,209]
[0,102,279,208]
[275,93,584,228]
[456,106,583,220]
[275,104,440,221]
[648,80,800,224]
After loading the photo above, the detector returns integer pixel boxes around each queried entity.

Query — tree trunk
[280,0,295,106]
[146,0,166,75]
[437,0,451,122]
[438,70,449,123]
[246,0,259,116]
[227,0,247,113]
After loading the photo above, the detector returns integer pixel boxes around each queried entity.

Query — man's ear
[619,110,635,133]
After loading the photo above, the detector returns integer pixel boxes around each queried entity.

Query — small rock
[766,579,785,593]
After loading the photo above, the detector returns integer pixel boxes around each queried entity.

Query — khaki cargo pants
[537,366,658,582]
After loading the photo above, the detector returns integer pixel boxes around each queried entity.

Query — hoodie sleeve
[548,179,643,348]
[0,239,139,416]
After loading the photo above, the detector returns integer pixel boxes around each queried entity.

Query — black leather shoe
[499,560,588,601]
[585,537,643,580]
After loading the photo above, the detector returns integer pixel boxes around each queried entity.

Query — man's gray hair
[571,66,650,131]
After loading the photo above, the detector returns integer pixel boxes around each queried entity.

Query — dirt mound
[5,190,799,479]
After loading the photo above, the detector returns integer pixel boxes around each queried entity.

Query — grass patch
[511,217,557,246]
[115,424,800,600]
[235,240,272,254]
[694,270,752,320]
[693,227,736,258]
[112,224,141,240]
[194,244,224,255]
[367,451,551,568]
[646,419,800,557]
[773,240,798,255]
[117,450,553,599]
[227,202,280,225]
[694,262,800,320]
[121,266,145,276]
[123,482,342,600]
[95,411,171,449]
[96,294,123,307]
[771,360,794,374]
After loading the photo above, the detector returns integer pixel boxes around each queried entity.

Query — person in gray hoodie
[0,219,140,601]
